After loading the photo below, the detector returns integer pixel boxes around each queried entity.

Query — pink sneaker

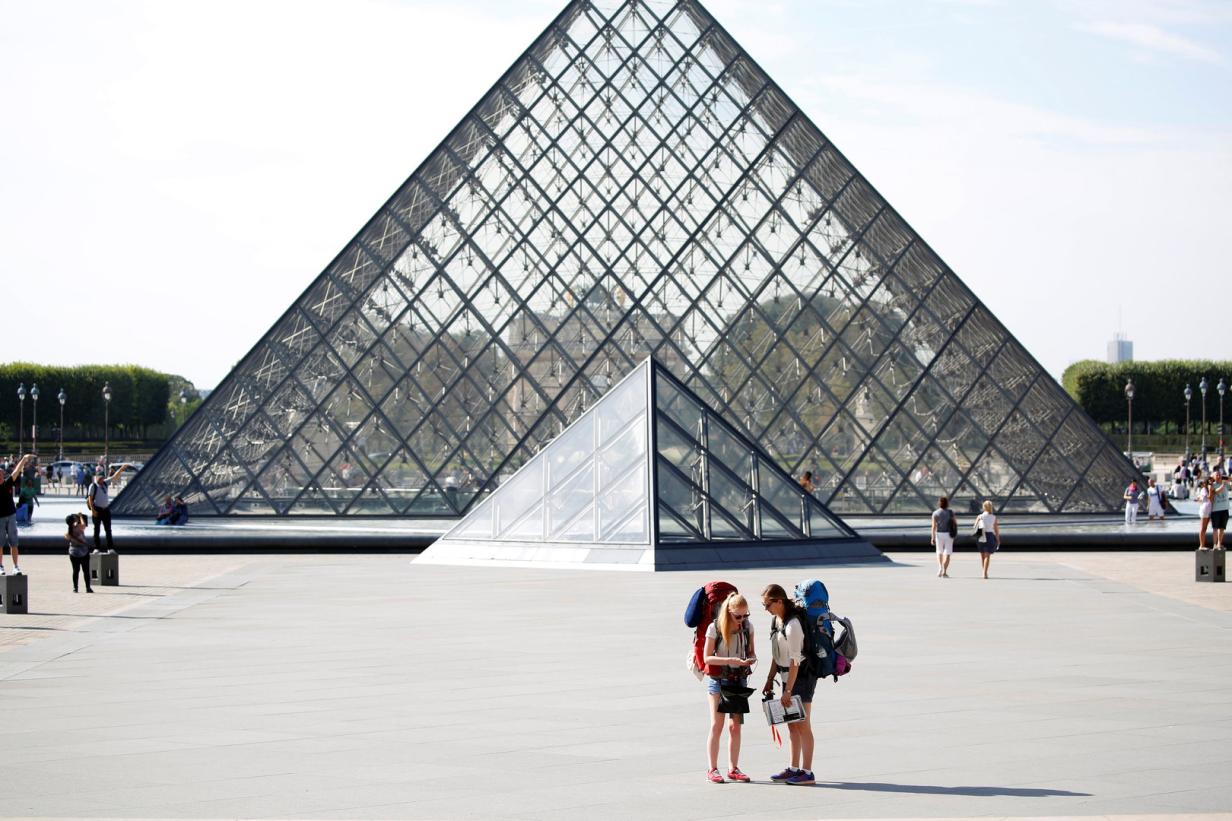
[706,768,724,784]
[726,768,751,783]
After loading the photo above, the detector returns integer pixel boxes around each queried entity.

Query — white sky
[1,0,1228,389]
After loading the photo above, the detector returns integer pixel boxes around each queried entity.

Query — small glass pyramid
[418,358,879,569]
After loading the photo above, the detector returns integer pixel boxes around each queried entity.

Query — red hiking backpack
[684,581,738,677]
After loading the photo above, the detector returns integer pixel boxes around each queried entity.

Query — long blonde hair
[716,592,749,646]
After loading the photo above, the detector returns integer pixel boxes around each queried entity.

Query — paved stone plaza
[0,550,1229,820]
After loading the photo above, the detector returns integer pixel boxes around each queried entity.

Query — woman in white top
[1146,478,1165,520]
[1196,478,1212,549]
[975,500,1000,580]
[759,584,817,786]
[702,593,755,784]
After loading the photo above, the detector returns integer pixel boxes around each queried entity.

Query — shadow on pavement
[31,612,167,620]
[819,781,1091,797]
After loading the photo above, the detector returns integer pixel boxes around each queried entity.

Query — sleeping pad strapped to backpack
[684,581,738,677]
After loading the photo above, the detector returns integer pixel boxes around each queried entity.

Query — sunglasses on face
[731,612,749,621]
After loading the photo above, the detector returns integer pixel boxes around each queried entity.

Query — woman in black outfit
[65,514,93,593]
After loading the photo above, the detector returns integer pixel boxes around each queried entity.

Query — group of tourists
[1121,477,1169,524]
[1194,470,1229,550]
[1172,453,1232,496]
[930,497,1001,579]
[0,453,124,589]
[1123,469,1228,548]
[689,579,854,787]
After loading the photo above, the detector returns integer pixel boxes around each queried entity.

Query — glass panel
[503,502,544,542]
[548,461,595,540]
[657,458,705,536]
[598,464,649,543]
[598,364,649,439]
[448,499,494,540]
[809,503,847,539]
[707,421,754,483]
[708,468,754,536]
[657,416,703,478]
[656,374,703,441]
[493,461,544,536]
[547,413,595,491]
[757,462,805,532]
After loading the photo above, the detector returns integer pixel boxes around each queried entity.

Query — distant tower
[1107,332,1133,364]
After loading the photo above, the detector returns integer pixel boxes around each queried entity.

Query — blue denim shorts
[707,676,746,695]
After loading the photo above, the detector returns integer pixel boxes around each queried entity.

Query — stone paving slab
[0,552,1229,819]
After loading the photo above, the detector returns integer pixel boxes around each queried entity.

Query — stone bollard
[1195,548,1225,583]
[1,573,29,614]
[90,552,119,586]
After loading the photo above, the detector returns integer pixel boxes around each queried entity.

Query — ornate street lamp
[1200,376,1208,458]
[30,384,39,455]
[102,381,113,467]
[57,388,66,461]
[179,388,188,424]
[1184,384,1192,459]
[1124,378,1134,457]
[1219,377,1227,458]
[16,382,25,453]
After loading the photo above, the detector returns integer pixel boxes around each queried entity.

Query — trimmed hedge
[0,363,198,444]
[1062,359,1232,433]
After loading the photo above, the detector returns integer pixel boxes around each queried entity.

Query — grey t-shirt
[88,481,110,509]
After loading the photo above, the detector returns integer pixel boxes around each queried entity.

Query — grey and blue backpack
[794,579,836,680]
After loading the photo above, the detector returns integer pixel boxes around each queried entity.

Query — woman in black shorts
[760,584,817,786]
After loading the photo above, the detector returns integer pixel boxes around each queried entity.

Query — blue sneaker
[770,767,798,782]
[786,770,815,786]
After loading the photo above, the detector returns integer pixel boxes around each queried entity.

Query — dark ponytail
[761,583,803,629]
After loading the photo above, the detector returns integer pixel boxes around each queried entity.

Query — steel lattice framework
[115,0,1136,518]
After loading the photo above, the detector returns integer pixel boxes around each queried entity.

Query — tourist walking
[65,514,93,593]
[930,496,956,577]
[1123,479,1141,525]
[974,500,1000,579]
[1196,477,1212,549]
[1209,470,1228,550]
[702,592,755,784]
[760,584,817,786]
[1146,478,1165,520]
[799,471,815,494]
[0,454,32,575]
[86,464,127,552]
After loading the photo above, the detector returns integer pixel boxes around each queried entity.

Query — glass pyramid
[419,358,875,568]
[115,0,1136,519]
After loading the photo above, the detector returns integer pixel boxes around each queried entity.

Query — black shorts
[789,669,818,703]
[1212,509,1230,530]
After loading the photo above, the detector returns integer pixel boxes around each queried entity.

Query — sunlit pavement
[0,550,1229,819]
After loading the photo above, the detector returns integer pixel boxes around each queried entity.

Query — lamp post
[1200,376,1208,458]
[57,388,66,461]
[102,381,112,467]
[1219,377,1227,459]
[179,389,188,425]
[1184,384,1192,459]
[30,384,39,456]
[16,382,25,453]
[1124,378,1134,457]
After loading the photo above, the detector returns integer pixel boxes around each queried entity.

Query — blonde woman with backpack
[702,592,756,784]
